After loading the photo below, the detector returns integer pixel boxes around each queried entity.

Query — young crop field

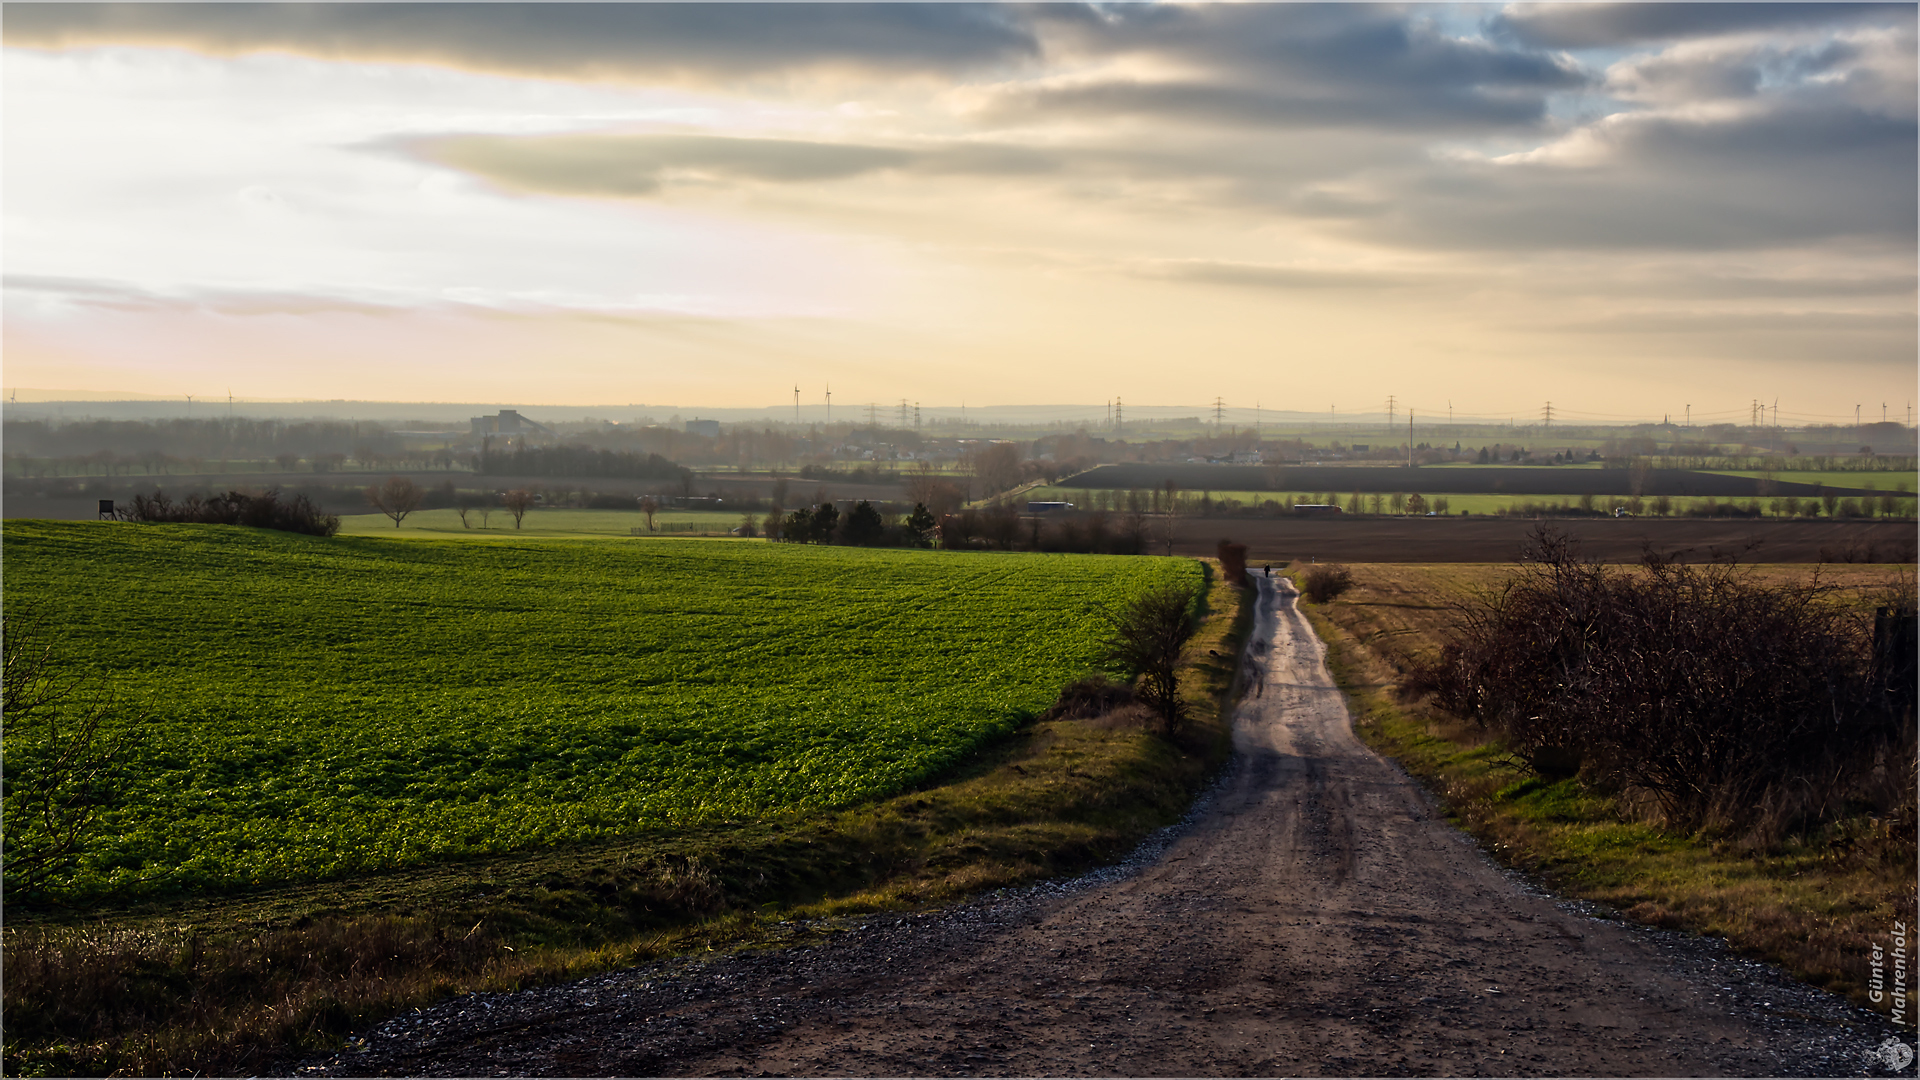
[1703,469,1917,491]
[1066,463,1896,500]
[4,521,1198,902]
[1032,486,1917,518]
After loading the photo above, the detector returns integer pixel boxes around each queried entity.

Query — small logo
[1870,1037,1914,1071]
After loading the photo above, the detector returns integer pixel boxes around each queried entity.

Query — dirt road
[304,575,1910,1077]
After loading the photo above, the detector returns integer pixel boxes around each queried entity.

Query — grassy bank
[3,553,1250,1077]
[1292,562,1916,1028]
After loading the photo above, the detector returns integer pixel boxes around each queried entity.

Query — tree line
[765,500,1160,555]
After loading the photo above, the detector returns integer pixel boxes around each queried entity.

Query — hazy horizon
[7,3,1916,424]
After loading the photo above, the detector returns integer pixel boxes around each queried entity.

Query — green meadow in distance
[4,521,1197,901]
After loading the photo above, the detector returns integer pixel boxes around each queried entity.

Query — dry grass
[3,561,1252,1078]
[1295,561,1916,1029]
[1312,561,1909,672]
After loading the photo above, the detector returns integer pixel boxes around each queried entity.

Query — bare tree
[638,496,661,532]
[366,475,425,527]
[502,489,535,529]
[1099,581,1202,733]
[963,442,1024,500]
[1628,458,1653,499]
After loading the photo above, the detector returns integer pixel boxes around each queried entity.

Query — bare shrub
[1080,703,1160,731]
[121,488,339,537]
[1413,525,1891,833]
[1215,539,1249,587]
[1299,563,1354,603]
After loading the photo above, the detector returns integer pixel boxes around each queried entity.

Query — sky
[5,2,1916,426]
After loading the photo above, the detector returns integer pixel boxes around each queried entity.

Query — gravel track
[302,574,1912,1077]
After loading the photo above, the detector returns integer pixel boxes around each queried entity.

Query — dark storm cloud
[1493,3,1912,50]
[2,3,1041,80]
[405,133,1064,196]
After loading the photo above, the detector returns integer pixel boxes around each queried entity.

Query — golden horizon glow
[5,4,1915,424]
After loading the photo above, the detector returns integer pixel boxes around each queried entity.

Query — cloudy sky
[5,3,1915,423]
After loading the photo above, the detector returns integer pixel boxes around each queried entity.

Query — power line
[1541,401,1553,429]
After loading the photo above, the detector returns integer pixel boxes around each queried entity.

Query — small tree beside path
[1100,580,1203,734]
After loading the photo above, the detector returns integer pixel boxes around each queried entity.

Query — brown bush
[1216,540,1249,587]
[1041,675,1136,722]
[1412,525,1903,834]
[1298,563,1354,603]
[122,488,339,537]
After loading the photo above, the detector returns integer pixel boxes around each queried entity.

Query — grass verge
[2,559,1251,1077]
[1292,566,1916,1030]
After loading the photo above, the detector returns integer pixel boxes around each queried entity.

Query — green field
[4,521,1195,901]
[1703,470,1917,491]
[1032,486,1916,517]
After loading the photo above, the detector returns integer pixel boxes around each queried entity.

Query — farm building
[1027,501,1076,513]
[470,409,555,438]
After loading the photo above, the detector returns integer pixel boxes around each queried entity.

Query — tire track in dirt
[305,574,1910,1077]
